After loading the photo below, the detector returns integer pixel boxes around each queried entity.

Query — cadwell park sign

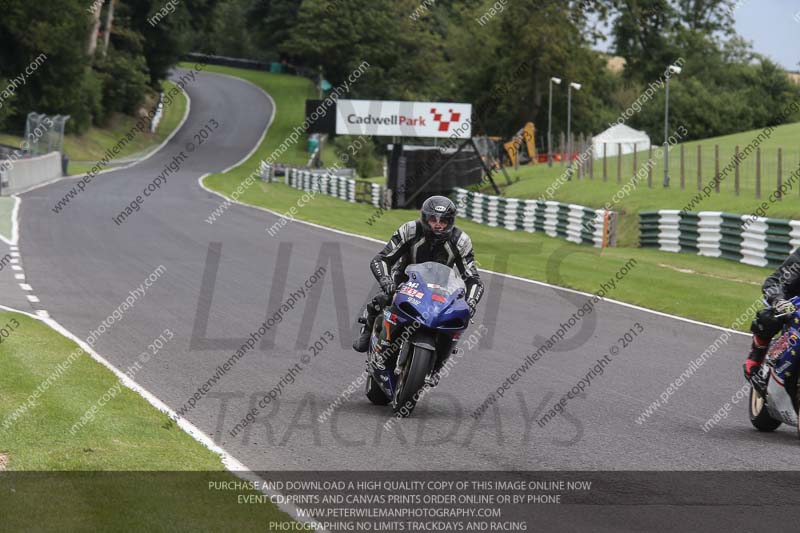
[335,99,472,139]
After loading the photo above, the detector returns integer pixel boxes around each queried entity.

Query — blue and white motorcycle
[364,262,471,417]
[749,296,800,436]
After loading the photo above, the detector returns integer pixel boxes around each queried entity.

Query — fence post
[777,147,782,201]
[756,147,761,199]
[735,145,740,196]
[648,146,653,188]
[617,143,622,184]
[560,132,565,167]
[582,134,587,179]
[588,137,594,180]
[697,145,702,191]
[680,144,685,189]
[577,134,584,179]
[714,144,720,193]
[603,143,607,181]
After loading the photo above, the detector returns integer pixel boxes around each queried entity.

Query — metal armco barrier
[260,163,385,208]
[454,188,616,248]
[640,210,800,268]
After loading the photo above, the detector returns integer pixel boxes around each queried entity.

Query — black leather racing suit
[370,220,484,302]
[762,249,800,307]
[751,248,800,344]
[356,220,485,355]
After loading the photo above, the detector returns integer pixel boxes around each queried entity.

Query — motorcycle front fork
[371,317,400,370]
[374,311,463,373]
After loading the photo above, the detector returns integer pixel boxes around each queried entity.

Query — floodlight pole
[566,82,581,177]
[663,64,681,188]
[548,77,561,167]
[663,73,670,187]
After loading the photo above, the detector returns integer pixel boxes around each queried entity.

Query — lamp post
[548,77,561,167]
[663,64,682,187]
[566,82,581,175]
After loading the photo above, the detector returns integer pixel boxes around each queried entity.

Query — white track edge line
[0,303,325,530]
[0,196,21,246]
[0,75,326,530]
[197,176,749,338]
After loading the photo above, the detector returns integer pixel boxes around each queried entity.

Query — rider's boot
[353,298,383,353]
[744,335,769,393]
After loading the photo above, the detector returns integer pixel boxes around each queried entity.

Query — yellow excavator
[503,122,536,167]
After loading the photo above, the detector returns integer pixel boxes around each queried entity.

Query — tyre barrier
[454,188,617,248]
[260,163,385,208]
[639,209,800,268]
[259,161,275,183]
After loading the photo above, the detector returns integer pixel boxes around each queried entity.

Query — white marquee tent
[592,124,650,159]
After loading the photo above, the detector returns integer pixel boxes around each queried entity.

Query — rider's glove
[773,299,796,316]
[378,276,396,296]
[467,298,478,319]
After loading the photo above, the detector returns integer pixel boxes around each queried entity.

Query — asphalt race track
[9,69,799,479]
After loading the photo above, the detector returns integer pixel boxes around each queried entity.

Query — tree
[101,0,116,58]
[438,0,620,140]
[207,0,258,59]
[282,0,446,100]
[603,0,800,141]
[120,0,192,86]
[610,0,680,80]
[248,0,301,59]
[0,0,97,132]
[88,0,105,56]
[0,78,16,131]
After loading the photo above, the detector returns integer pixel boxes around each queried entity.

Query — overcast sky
[593,1,799,71]
[734,0,798,70]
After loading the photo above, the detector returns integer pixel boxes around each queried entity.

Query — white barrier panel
[1,151,63,196]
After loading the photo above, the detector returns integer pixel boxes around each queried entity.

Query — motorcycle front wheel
[392,345,433,417]
[749,385,781,432]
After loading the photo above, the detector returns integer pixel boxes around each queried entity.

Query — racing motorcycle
[364,262,471,417]
[749,296,800,436]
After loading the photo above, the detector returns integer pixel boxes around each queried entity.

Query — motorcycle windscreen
[402,262,470,329]
[404,262,465,296]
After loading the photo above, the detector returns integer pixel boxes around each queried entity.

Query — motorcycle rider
[743,249,800,387]
[353,196,484,379]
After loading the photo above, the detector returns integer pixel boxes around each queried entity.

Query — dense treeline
[196,0,799,144]
[0,0,797,144]
[0,0,193,134]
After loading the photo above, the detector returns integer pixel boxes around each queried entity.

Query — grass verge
[0,310,293,528]
[198,66,772,331]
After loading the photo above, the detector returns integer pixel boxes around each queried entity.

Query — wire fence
[551,133,800,199]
